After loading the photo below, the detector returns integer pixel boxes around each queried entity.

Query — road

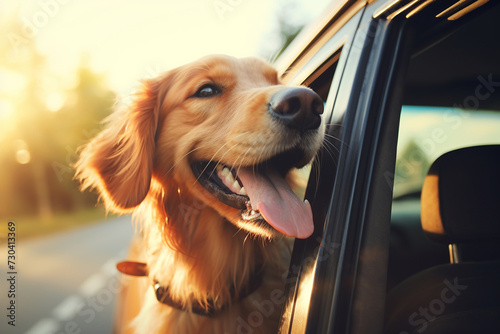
[1,216,135,334]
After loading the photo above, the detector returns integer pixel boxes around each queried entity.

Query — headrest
[421,145,500,244]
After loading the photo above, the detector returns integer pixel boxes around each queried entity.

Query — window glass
[387,3,500,290]
[394,106,500,198]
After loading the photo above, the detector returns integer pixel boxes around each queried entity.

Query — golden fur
[75,55,323,333]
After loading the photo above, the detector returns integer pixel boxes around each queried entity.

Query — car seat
[384,145,500,334]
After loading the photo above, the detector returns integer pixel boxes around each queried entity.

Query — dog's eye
[194,84,221,98]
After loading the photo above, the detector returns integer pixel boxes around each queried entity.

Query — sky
[2,0,332,94]
[0,0,332,166]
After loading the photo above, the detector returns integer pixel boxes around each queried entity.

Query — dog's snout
[269,87,324,132]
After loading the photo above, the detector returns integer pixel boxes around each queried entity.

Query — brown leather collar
[117,261,264,317]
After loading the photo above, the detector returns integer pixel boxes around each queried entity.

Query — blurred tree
[0,7,51,219]
[271,13,304,61]
[393,139,430,198]
[259,0,306,63]
[49,54,116,193]
[0,9,115,221]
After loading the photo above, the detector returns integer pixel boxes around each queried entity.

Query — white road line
[101,257,119,276]
[24,251,128,334]
[78,273,107,297]
[24,318,60,334]
[52,295,85,321]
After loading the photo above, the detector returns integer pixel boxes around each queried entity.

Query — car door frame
[277,1,414,333]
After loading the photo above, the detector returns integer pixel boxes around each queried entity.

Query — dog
[75,54,324,333]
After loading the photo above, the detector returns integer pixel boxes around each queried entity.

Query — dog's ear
[75,77,165,212]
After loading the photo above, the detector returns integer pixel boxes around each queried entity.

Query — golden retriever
[75,54,324,334]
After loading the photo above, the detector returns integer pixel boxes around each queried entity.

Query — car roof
[275,0,367,81]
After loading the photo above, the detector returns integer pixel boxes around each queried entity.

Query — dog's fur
[75,55,324,333]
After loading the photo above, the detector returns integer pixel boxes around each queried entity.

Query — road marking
[24,318,60,334]
[79,273,107,297]
[52,295,85,321]
[101,257,119,276]
[23,251,127,334]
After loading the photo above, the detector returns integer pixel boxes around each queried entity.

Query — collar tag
[116,261,149,277]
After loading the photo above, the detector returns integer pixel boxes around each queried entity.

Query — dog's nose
[269,87,324,132]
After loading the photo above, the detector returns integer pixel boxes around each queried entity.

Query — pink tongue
[237,167,314,239]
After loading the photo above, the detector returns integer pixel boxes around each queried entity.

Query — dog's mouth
[191,149,314,239]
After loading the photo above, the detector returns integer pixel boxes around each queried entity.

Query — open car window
[387,0,500,320]
[394,106,500,199]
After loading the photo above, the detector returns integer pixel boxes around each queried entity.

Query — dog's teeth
[225,172,235,184]
[239,187,247,195]
[232,180,241,191]
[220,167,230,177]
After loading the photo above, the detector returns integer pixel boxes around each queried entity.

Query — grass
[1,207,116,241]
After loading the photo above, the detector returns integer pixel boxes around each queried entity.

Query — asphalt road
[1,216,135,334]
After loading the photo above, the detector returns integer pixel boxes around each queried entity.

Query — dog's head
[76,55,324,239]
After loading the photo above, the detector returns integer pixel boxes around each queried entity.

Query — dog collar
[117,261,264,317]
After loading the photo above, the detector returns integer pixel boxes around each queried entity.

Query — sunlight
[32,0,279,94]
[45,92,65,112]
[14,139,31,165]
[0,69,27,95]
[15,149,31,165]
[0,99,15,119]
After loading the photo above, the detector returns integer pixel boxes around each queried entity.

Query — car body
[274,1,500,333]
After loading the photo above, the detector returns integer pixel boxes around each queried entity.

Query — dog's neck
[136,183,276,312]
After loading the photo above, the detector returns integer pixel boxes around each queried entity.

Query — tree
[0,10,115,220]
[393,139,430,197]
[259,0,306,63]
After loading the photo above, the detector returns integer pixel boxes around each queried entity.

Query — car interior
[384,2,500,333]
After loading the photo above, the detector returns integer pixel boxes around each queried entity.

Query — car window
[279,49,344,330]
[394,106,500,198]
[388,2,500,290]
[292,50,342,199]
[281,2,500,334]
[277,13,365,330]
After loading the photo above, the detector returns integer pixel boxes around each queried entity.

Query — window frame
[277,6,365,333]
[278,1,414,333]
